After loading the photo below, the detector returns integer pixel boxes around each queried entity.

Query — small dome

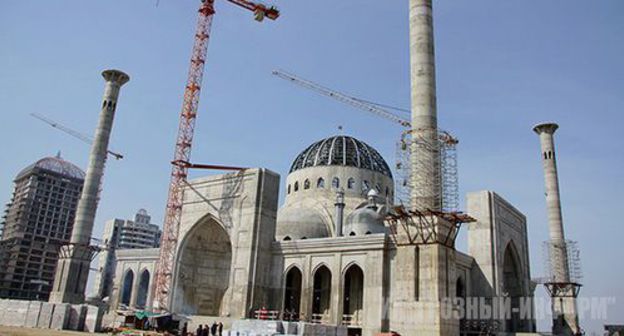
[290,135,392,178]
[276,205,330,240]
[344,205,386,236]
[16,153,85,180]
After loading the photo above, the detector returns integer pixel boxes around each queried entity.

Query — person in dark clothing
[217,322,223,336]
[181,322,188,336]
[196,324,203,336]
[211,322,218,336]
[203,325,210,336]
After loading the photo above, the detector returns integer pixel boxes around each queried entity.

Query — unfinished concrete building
[0,153,85,301]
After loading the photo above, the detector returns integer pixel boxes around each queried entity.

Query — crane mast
[152,0,278,312]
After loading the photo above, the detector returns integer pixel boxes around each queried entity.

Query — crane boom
[30,113,124,160]
[272,69,411,128]
[152,0,278,312]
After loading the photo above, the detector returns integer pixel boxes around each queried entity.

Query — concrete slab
[50,303,69,330]
[25,300,43,328]
[2,299,29,327]
[83,305,103,332]
[36,302,55,328]
[67,304,87,330]
[0,300,8,325]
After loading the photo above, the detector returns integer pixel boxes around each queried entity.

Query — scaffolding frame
[395,129,459,212]
[542,240,583,284]
[385,205,475,248]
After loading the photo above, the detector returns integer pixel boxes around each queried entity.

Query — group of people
[180,321,223,336]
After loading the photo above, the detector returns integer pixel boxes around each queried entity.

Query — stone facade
[109,247,159,311]
[105,136,536,336]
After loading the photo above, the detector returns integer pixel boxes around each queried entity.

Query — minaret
[533,122,581,335]
[334,190,345,237]
[384,1,461,335]
[49,69,129,304]
[410,0,441,211]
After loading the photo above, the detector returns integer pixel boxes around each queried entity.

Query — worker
[196,324,203,336]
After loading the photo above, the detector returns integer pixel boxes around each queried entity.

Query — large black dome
[289,135,392,178]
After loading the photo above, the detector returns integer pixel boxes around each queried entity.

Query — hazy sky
[1,1,622,333]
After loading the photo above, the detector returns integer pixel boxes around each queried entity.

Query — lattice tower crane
[152,0,279,312]
[30,113,124,160]
[272,69,459,211]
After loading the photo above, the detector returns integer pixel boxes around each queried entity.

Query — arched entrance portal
[120,270,134,306]
[342,264,364,326]
[503,242,524,332]
[283,267,302,321]
[174,217,232,315]
[136,270,150,308]
[312,265,332,323]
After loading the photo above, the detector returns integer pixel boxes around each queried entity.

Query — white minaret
[49,69,129,304]
[410,0,441,211]
[533,122,581,336]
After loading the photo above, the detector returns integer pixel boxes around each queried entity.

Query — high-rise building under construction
[0,153,84,300]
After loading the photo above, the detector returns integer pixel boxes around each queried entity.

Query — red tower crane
[152,0,279,312]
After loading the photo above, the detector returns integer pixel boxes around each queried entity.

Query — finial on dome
[56,151,62,159]
[367,189,379,209]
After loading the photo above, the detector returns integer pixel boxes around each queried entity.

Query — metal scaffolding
[542,239,583,284]
[395,129,459,212]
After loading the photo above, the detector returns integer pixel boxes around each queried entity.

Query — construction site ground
[0,326,104,336]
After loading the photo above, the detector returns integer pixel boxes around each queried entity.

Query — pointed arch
[172,213,232,316]
[312,264,332,323]
[317,177,325,188]
[283,265,303,321]
[342,263,364,326]
[120,269,134,306]
[503,240,524,332]
[347,178,355,189]
[456,276,465,299]
[136,269,150,308]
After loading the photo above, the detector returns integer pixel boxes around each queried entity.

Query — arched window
[349,232,356,236]
[120,270,134,306]
[287,184,291,194]
[317,178,325,188]
[347,178,355,189]
[304,179,310,190]
[332,177,340,189]
[342,264,364,325]
[284,267,302,321]
[361,180,370,193]
[385,187,390,197]
[136,270,150,308]
[312,265,332,321]
[294,182,299,192]
[283,236,292,241]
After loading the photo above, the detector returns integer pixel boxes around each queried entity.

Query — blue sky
[1,0,622,333]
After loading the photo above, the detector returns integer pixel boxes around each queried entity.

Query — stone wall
[0,299,102,332]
